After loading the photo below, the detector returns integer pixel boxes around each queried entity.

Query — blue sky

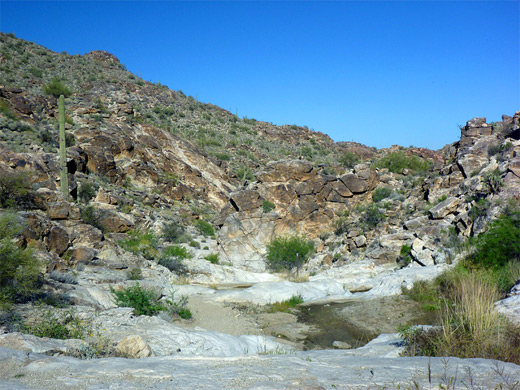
[1,1,518,149]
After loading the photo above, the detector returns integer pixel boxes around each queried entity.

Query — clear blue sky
[1,1,518,149]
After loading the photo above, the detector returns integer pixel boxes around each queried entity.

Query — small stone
[332,341,352,349]
[115,335,153,359]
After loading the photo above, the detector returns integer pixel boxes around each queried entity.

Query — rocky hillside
[1,32,520,387]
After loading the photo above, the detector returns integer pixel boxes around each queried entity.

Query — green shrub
[262,200,276,213]
[79,205,105,232]
[204,253,219,264]
[397,244,413,268]
[195,219,215,237]
[188,240,201,248]
[469,204,520,288]
[162,221,189,243]
[118,230,159,260]
[266,235,315,272]
[0,100,19,121]
[164,291,192,319]
[23,308,93,340]
[361,204,386,228]
[372,187,392,202]
[269,295,304,313]
[111,283,163,316]
[0,212,42,307]
[482,169,503,194]
[339,151,360,169]
[333,216,349,236]
[372,151,431,174]
[78,181,98,203]
[126,267,143,280]
[0,170,35,209]
[43,78,72,98]
[162,245,192,260]
[468,198,490,220]
[235,166,254,182]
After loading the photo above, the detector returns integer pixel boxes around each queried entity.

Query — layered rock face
[217,160,378,270]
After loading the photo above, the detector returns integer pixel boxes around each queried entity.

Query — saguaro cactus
[58,94,69,199]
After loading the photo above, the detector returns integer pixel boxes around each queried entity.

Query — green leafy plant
[0,212,42,307]
[164,291,192,319]
[195,219,215,237]
[126,267,143,281]
[23,308,93,340]
[204,253,219,264]
[372,187,392,203]
[482,169,503,194]
[266,235,315,272]
[78,181,98,203]
[262,200,276,213]
[269,295,304,313]
[111,283,164,316]
[339,151,360,169]
[397,244,413,268]
[118,230,159,260]
[0,170,35,209]
[372,151,431,174]
[43,78,72,98]
[361,204,386,228]
[162,220,189,243]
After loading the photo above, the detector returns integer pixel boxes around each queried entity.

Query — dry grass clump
[402,271,520,364]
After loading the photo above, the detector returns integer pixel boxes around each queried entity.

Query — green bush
[0,212,41,307]
[118,230,159,260]
[397,244,413,268]
[23,308,93,340]
[204,253,219,264]
[195,219,215,237]
[164,292,192,319]
[126,267,143,280]
[468,198,490,220]
[235,166,254,182]
[266,235,315,272]
[162,245,192,260]
[43,78,72,98]
[339,151,360,169]
[372,187,392,203]
[482,169,503,194]
[111,283,164,316]
[162,220,189,243]
[372,151,431,174]
[262,200,276,213]
[469,204,520,287]
[0,170,35,209]
[269,295,304,313]
[362,204,386,228]
[80,205,105,232]
[78,181,98,203]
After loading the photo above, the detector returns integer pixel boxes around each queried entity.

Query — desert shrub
[372,151,431,174]
[470,205,520,270]
[162,245,192,260]
[372,187,392,202]
[23,308,93,340]
[339,151,360,169]
[235,166,254,182]
[126,267,142,280]
[195,219,215,237]
[0,170,35,209]
[262,200,276,213]
[397,244,413,268]
[164,291,192,319]
[269,295,304,313]
[468,198,490,220]
[79,205,105,232]
[111,283,163,316]
[188,240,201,248]
[333,216,350,236]
[118,230,159,260]
[43,78,72,98]
[361,204,386,228]
[78,181,98,203]
[204,253,219,264]
[488,142,513,158]
[161,220,189,243]
[266,235,315,272]
[0,212,42,307]
[482,169,503,194]
[0,100,18,121]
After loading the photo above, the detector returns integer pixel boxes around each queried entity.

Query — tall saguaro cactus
[58,94,69,199]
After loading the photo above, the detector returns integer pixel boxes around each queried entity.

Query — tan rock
[429,197,462,219]
[115,336,153,359]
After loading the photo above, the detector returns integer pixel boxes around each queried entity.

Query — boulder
[429,197,462,219]
[46,224,70,256]
[115,335,154,358]
[46,201,71,220]
[256,160,316,182]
